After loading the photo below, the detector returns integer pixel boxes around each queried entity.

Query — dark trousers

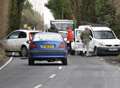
[67,41,72,54]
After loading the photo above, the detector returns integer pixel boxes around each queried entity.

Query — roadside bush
[116,54,120,61]
[0,44,6,61]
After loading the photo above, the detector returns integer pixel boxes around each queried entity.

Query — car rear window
[33,33,63,41]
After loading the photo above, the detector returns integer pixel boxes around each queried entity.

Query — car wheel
[62,58,68,65]
[94,47,99,56]
[21,47,28,57]
[28,58,34,65]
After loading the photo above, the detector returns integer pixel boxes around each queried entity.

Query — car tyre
[62,58,68,65]
[21,47,28,57]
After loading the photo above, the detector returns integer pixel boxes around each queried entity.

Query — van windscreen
[93,31,116,39]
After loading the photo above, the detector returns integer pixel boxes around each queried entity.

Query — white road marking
[0,53,14,71]
[34,84,43,88]
[100,58,104,61]
[49,74,56,79]
[58,66,62,70]
[96,56,100,59]
[111,61,117,64]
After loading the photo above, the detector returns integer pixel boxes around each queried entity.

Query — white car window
[33,33,63,41]
[7,32,19,39]
[18,32,27,38]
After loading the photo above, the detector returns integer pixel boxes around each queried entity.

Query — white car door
[4,31,19,51]
[15,32,27,51]
[88,30,95,52]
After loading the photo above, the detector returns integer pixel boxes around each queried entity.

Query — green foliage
[21,0,43,29]
[95,0,116,25]
[95,0,120,38]
[47,0,73,19]
[8,0,25,33]
[81,0,96,22]
[23,0,33,9]
[21,9,42,29]
[8,0,43,32]
[47,0,120,37]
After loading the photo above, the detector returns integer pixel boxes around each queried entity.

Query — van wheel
[70,50,75,55]
[79,51,84,56]
[94,47,99,56]
[21,47,28,57]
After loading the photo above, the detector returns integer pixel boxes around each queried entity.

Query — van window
[75,30,82,41]
[93,31,116,39]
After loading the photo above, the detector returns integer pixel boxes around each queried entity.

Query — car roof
[15,29,40,33]
[58,31,67,33]
[36,32,61,36]
[91,27,111,31]
[78,25,111,31]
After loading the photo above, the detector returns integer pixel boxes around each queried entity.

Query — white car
[2,29,39,57]
[71,25,120,55]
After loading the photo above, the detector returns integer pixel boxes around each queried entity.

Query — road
[0,55,120,88]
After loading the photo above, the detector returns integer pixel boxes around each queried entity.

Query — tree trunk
[0,0,10,38]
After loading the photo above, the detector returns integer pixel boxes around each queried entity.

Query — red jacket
[67,27,74,42]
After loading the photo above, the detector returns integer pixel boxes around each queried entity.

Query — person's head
[85,27,89,30]
[85,27,90,32]
[67,26,72,30]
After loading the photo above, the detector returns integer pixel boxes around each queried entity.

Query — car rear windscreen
[33,33,63,41]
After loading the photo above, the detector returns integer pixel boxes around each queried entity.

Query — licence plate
[41,45,54,48]
[109,48,118,51]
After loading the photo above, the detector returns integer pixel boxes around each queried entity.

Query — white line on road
[0,53,14,71]
[58,66,63,70]
[49,74,56,79]
[34,84,43,88]
[100,58,104,61]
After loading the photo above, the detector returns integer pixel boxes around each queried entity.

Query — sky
[29,0,54,27]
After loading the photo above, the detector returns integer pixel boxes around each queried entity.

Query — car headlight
[98,42,105,47]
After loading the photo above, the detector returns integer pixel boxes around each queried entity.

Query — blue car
[28,32,68,65]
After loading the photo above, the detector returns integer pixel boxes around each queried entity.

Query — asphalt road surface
[0,55,120,88]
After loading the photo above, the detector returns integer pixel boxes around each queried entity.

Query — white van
[71,25,120,55]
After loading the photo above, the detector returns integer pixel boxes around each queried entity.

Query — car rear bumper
[29,50,67,59]
[97,47,120,55]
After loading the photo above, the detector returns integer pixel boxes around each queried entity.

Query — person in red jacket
[66,26,74,54]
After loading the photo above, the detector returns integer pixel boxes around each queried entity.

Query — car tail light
[59,42,65,48]
[30,42,37,48]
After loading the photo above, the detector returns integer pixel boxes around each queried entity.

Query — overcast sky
[29,0,54,27]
